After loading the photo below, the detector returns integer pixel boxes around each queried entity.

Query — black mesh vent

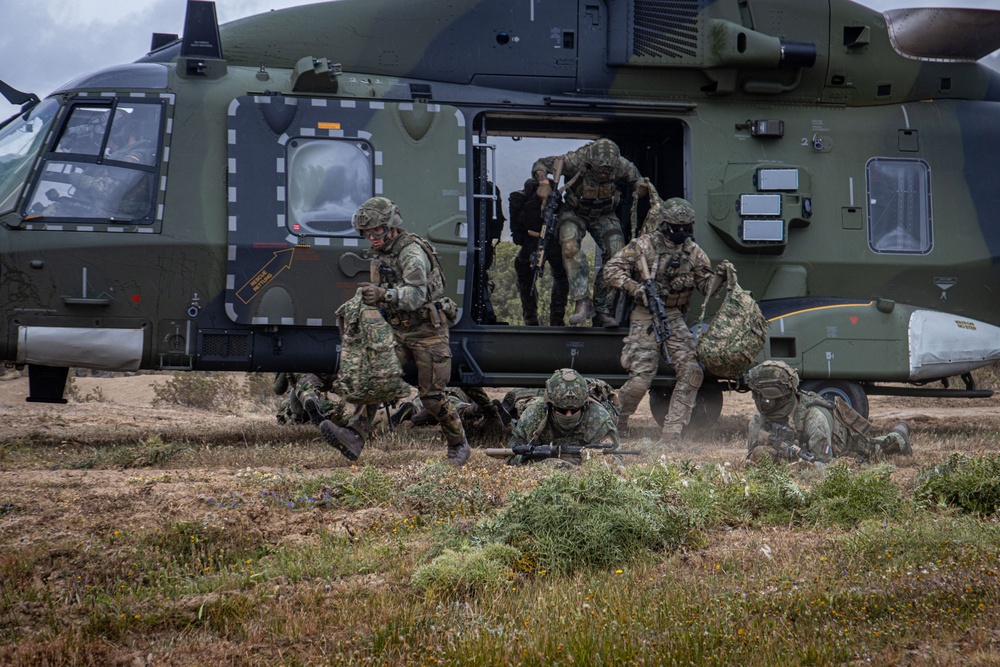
[632,0,702,60]
[202,333,249,358]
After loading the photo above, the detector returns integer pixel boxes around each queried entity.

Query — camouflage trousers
[617,308,703,437]
[348,322,465,446]
[513,240,569,325]
[557,209,624,316]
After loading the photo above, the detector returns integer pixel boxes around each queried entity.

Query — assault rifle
[485,442,641,463]
[762,422,816,463]
[530,159,564,297]
[637,254,671,361]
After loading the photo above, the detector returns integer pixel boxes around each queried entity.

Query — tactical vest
[639,232,698,308]
[564,170,619,219]
[372,232,453,329]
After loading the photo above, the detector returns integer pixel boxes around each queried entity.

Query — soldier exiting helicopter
[604,197,731,445]
[509,177,569,326]
[531,138,648,327]
[319,197,470,466]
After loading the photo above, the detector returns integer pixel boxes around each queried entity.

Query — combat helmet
[352,196,402,236]
[746,360,800,399]
[586,138,621,176]
[658,197,696,228]
[544,368,590,412]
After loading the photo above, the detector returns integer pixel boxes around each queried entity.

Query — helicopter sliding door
[226,95,467,326]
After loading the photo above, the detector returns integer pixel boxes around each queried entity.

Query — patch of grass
[151,372,243,412]
[914,453,1000,515]
[479,461,698,573]
[803,462,903,527]
[410,543,520,601]
[64,436,187,469]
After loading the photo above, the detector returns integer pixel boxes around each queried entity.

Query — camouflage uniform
[509,178,569,326]
[274,372,346,426]
[508,369,621,465]
[321,197,470,465]
[532,139,646,326]
[603,198,724,442]
[745,361,912,463]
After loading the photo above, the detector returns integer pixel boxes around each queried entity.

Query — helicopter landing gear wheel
[799,379,869,419]
[647,381,724,434]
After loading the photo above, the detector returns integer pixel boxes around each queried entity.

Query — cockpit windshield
[0,98,58,214]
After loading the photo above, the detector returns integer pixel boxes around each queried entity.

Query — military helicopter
[1,0,999,428]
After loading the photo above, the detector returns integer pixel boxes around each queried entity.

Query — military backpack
[333,289,411,404]
[695,263,769,379]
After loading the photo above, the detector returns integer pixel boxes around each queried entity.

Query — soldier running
[603,197,730,445]
[320,197,471,466]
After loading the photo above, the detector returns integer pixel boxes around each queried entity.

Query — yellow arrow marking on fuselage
[236,248,295,304]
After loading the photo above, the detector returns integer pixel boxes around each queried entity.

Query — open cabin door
[226,95,468,326]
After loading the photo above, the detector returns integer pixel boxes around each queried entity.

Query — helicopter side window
[0,98,59,214]
[866,157,932,255]
[23,100,163,224]
[286,138,374,236]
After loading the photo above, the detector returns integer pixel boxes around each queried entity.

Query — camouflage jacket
[371,230,447,326]
[510,398,620,448]
[747,390,880,462]
[603,230,717,309]
[532,144,643,218]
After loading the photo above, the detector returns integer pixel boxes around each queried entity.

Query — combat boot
[594,312,619,328]
[320,420,364,461]
[303,396,324,425]
[617,414,630,437]
[446,436,471,466]
[884,421,912,456]
[568,298,595,325]
[411,407,435,426]
[657,424,682,448]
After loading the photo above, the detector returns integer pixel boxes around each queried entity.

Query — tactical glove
[360,283,387,305]
[627,280,648,307]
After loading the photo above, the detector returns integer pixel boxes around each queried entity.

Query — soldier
[319,197,471,465]
[745,360,912,463]
[509,178,569,326]
[506,368,621,465]
[531,139,648,327]
[603,197,730,445]
[273,372,345,426]
[390,386,508,430]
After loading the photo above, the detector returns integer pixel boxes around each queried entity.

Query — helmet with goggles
[658,197,696,228]
[352,197,402,236]
[746,360,800,399]
[585,139,621,175]
[544,368,589,411]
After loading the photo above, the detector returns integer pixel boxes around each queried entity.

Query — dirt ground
[0,371,997,550]
[1,372,998,665]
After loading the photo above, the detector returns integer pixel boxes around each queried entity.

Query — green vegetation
[5,440,1000,665]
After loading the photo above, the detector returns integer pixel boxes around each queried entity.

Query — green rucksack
[695,263,769,379]
[333,289,411,404]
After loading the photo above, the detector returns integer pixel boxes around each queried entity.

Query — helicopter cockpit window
[0,98,59,214]
[286,138,374,236]
[23,100,163,223]
[866,157,932,254]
